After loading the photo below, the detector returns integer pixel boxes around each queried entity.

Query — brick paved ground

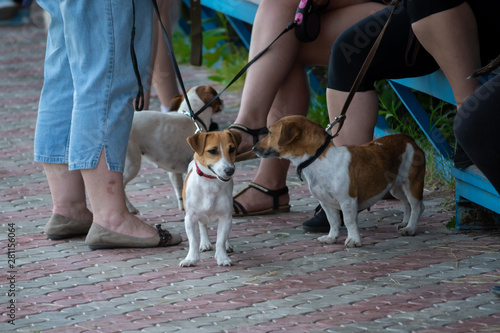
[1,5,499,333]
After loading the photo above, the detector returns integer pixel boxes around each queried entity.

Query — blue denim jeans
[34,0,152,172]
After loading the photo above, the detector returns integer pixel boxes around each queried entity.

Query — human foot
[52,206,93,224]
[44,214,93,240]
[85,223,182,250]
[93,212,163,239]
[233,182,290,216]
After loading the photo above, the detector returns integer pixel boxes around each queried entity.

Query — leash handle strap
[130,0,145,111]
[151,0,204,132]
[328,0,401,138]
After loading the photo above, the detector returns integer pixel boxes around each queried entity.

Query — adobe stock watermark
[5,223,17,325]
[337,4,404,65]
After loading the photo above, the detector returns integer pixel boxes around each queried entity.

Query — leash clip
[182,109,203,133]
[325,114,346,135]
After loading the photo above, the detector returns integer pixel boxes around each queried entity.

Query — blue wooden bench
[188,0,500,229]
[388,73,500,229]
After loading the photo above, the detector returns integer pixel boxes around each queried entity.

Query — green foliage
[171,29,191,64]
[375,80,456,149]
[446,216,456,229]
[307,87,329,128]
[202,13,249,88]
[172,13,249,89]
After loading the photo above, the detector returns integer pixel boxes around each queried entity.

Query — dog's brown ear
[186,132,207,156]
[278,122,300,146]
[169,94,184,111]
[226,129,242,147]
[198,86,223,113]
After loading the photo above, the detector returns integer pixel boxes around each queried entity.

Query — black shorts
[328,0,500,92]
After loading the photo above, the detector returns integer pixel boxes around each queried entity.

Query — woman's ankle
[52,203,93,221]
[235,182,289,211]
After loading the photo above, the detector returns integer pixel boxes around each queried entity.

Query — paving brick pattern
[1,5,499,333]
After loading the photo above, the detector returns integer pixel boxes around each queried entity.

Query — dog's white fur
[254,115,426,248]
[180,130,241,267]
[124,86,223,213]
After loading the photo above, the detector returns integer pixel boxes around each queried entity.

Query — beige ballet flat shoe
[85,223,182,250]
[44,214,93,240]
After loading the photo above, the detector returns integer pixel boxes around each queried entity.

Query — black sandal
[233,182,290,217]
[228,124,268,162]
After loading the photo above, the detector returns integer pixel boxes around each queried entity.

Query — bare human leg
[43,163,93,222]
[411,2,480,109]
[144,0,180,111]
[81,149,158,238]
[232,1,384,214]
[327,89,379,147]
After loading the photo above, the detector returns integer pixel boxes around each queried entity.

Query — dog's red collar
[195,161,217,179]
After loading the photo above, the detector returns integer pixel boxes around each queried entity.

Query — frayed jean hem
[34,155,67,165]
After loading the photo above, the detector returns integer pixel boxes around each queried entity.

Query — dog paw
[216,256,233,266]
[398,225,416,236]
[317,235,337,244]
[345,236,361,248]
[199,243,213,252]
[179,258,198,267]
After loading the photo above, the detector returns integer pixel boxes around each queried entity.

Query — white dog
[124,86,223,213]
[254,115,426,248]
[180,130,241,267]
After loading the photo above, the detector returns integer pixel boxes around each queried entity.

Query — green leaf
[204,35,227,49]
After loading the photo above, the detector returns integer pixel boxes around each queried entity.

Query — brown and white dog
[253,115,426,248]
[124,86,224,214]
[180,129,241,267]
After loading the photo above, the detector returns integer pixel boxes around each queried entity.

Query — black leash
[131,0,399,138]
[129,0,204,131]
[297,0,402,180]
[150,0,205,132]
[130,0,144,111]
[193,21,297,118]
[130,0,299,132]
[325,0,401,139]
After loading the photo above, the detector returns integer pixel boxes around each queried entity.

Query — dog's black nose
[225,167,235,177]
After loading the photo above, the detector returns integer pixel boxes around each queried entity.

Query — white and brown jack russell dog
[180,129,242,267]
[253,115,426,248]
[123,85,224,214]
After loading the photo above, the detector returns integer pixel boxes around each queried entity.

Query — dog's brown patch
[195,85,223,114]
[347,135,425,202]
[187,129,241,167]
[169,94,184,111]
[169,86,223,114]
[182,169,193,210]
[256,116,332,158]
